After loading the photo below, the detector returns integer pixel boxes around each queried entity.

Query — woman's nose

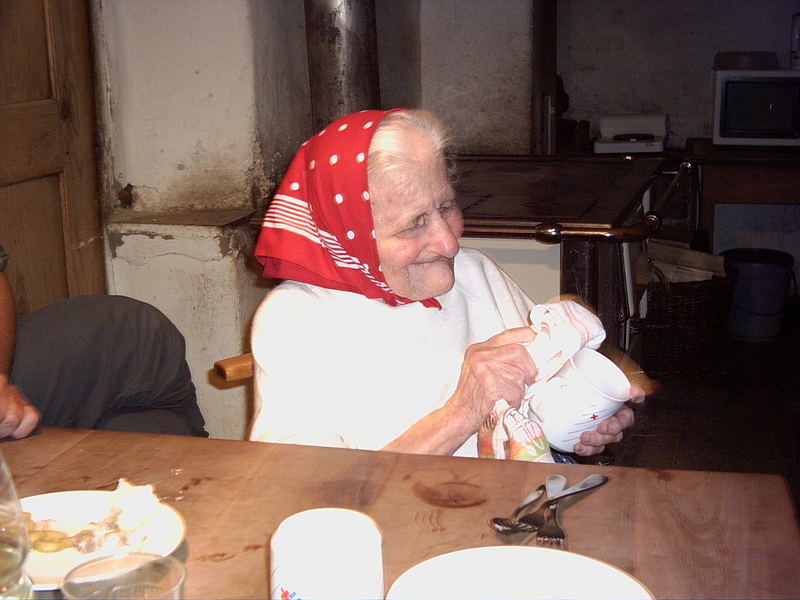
[427,214,460,258]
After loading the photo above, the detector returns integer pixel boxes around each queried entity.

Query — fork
[535,501,566,549]
[513,494,551,531]
[520,474,565,530]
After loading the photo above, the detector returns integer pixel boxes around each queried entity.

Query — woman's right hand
[444,326,539,433]
[382,326,540,456]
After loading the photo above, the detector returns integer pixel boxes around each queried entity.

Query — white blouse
[249,248,536,457]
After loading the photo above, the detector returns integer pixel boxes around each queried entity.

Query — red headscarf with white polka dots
[255,109,440,308]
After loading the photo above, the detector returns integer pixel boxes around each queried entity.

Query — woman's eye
[405,216,425,231]
[398,218,424,236]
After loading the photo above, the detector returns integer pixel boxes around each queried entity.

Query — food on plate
[27,529,74,553]
[110,478,162,531]
[24,479,164,555]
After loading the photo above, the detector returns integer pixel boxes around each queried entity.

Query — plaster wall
[419,0,533,154]
[95,0,259,212]
[376,0,422,110]
[92,1,304,439]
[557,0,800,149]
[250,0,313,200]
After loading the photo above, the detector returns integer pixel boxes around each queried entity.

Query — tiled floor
[611,301,800,513]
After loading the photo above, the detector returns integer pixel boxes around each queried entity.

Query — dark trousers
[11,295,207,437]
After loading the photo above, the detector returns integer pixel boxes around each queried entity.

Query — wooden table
[4,428,800,599]
[683,139,800,251]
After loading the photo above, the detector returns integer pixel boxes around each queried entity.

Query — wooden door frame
[0,0,106,308]
[47,0,106,296]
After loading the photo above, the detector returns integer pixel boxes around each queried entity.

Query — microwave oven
[712,69,800,146]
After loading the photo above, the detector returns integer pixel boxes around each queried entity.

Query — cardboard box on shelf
[644,239,726,283]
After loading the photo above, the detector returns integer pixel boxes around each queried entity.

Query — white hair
[367,109,456,197]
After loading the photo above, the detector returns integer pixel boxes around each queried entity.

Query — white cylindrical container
[270,508,383,600]
[529,348,631,453]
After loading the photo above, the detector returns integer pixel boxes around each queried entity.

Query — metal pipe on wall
[530,0,557,155]
[304,0,381,132]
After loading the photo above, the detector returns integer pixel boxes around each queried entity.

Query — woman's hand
[572,381,646,456]
[0,375,40,439]
[382,326,539,456]
[444,326,538,433]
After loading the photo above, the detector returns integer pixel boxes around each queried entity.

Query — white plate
[21,490,185,591]
[387,546,653,600]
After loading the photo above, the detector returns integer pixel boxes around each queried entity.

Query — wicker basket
[632,266,737,380]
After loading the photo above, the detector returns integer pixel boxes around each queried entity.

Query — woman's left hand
[572,382,646,457]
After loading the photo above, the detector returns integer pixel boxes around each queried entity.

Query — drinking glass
[0,450,32,599]
[61,553,185,599]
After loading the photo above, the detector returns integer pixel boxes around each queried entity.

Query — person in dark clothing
[0,244,207,439]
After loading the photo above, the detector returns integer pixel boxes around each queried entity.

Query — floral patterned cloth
[478,300,606,462]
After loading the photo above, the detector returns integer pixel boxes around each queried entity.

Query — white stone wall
[376,0,422,110]
[251,0,313,192]
[95,0,259,212]
[92,0,295,439]
[419,0,533,154]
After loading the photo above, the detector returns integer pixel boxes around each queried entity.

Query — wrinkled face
[371,135,463,301]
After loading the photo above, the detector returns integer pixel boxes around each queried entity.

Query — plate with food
[21,479,186,590]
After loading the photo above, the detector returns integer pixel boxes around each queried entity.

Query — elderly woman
[249,108,639,460]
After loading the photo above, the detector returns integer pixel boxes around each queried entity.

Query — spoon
[516,485,547,517]
[488,485,545,534]
[489,474,609,534]
[546,474,567,500]
[541,473,607,504]
[517,474,609,528]
[489,476,563,535]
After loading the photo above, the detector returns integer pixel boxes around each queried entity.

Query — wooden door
[0,0,105,315]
